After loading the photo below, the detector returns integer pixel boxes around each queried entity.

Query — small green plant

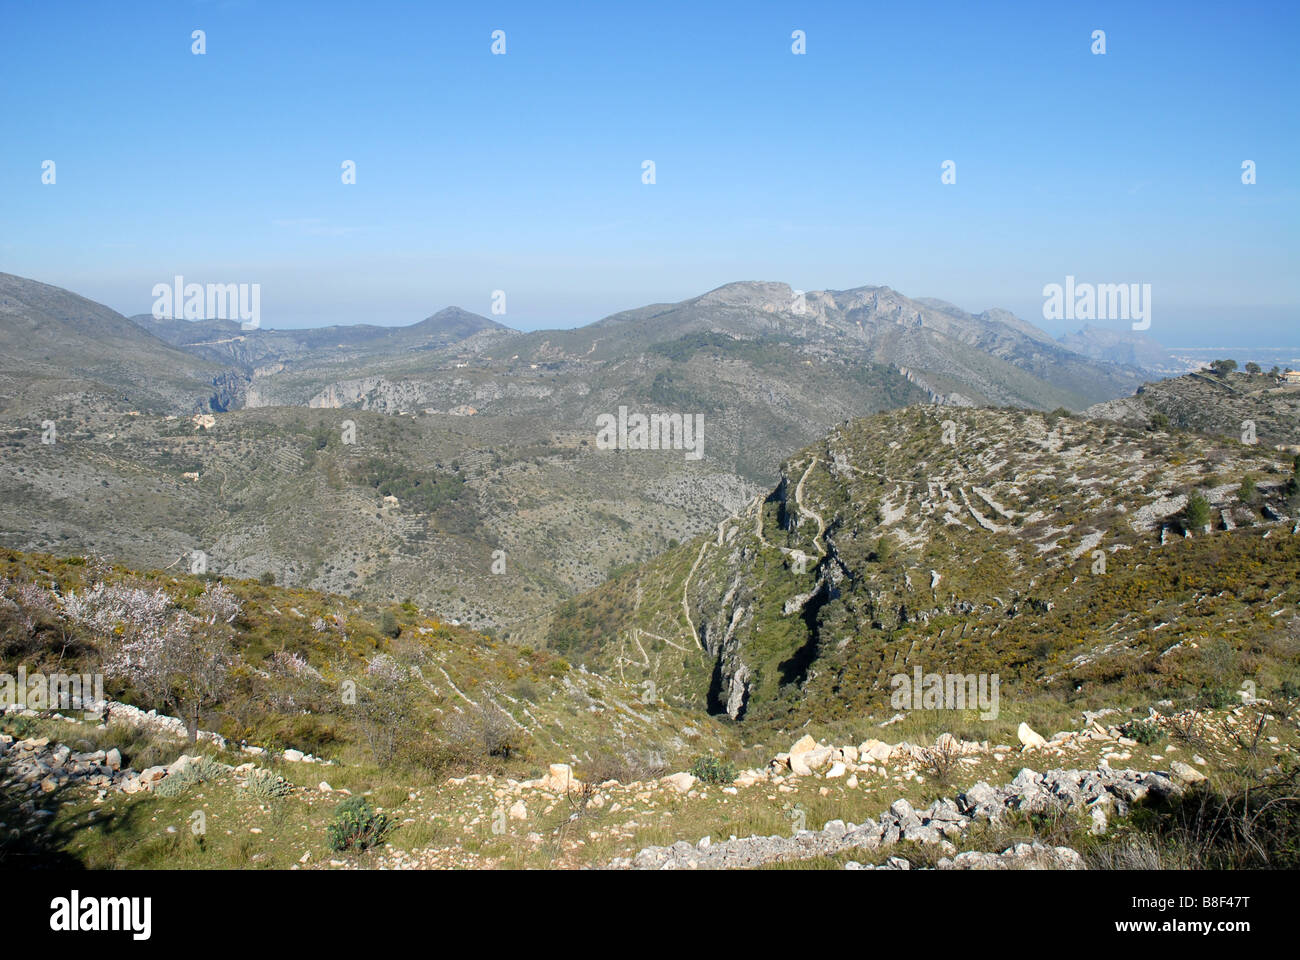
[1122,720,1163,745]
[689,755,738,785]
[2,716,36,740]
[241,767,292,799]
[153,757,227,798]
[1198,686,1236,710]
[326,796,391,853]
[154,770,196,798]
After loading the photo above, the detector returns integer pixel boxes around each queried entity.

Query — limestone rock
[1169,761,1207,784]
[1017,722,1048,749]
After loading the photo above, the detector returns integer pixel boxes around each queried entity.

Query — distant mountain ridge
[0,272,221,415]
[0,271,1168,633]
[1057,324,1189,376]
[115,276,1152,413]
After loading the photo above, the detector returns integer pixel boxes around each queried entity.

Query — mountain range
[0,271,1192,632]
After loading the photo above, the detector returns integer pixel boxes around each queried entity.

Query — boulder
[789,735,818,758]
[1017,722,1048,749]
[167,755,195,775]
[802,747,832,770]
[661,772,697,794]
[1170,761,1207,785]
[545,763,578,793]
[859,739,893,762]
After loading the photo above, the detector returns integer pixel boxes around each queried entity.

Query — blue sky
[1,0,1296,344]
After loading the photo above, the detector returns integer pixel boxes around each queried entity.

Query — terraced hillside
[548,406,1300,732]
[1088,367,1300,451]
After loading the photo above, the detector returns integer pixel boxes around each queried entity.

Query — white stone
[1170,761,1207,784]
[661,772,696,793]
[1017,722,1048,749]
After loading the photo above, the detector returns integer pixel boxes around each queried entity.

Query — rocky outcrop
[847,841,1085,870]
[612,763,1184,870]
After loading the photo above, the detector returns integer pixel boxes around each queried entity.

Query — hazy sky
[2,0,1296,344]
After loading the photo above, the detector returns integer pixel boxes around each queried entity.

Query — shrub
[1122,719,1163,745]
[921,737,962,787]
[582,749,667,785]
[689,755,737,785]
[154,756,227,797]
[326,797,391,853]
[1198,686,1236,710]
[241,768,292,799]
[1184,493,1211,530]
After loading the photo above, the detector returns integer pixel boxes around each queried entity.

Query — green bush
[1198,686,1236,710]
[241,768,292,799]
[1184,493,1211,530]
[689,755,738,785]
[326,797,391,853]
[154,756,227,797]
[1122,720,1163,745]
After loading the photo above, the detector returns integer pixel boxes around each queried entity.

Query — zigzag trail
[792,455,827,556]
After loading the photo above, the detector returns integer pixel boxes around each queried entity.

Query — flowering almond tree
[64,581,240,742]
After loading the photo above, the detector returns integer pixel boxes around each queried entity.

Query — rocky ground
[2,689,1295,870]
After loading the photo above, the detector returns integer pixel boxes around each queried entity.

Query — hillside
[1056,325,1189,377]
[0,405,763,632]
[4,272,1152,633]
[548,405,1300,733]
[1087,367,1300,451]
[0,273,221,416]
[3,546,1297,872]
